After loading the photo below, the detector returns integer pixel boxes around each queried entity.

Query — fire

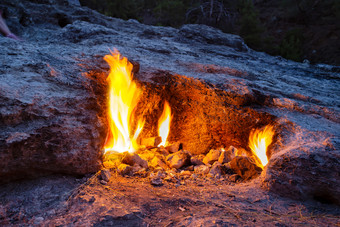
[158,101,172,146]
[249,125,275,168]
[103,50,144,153]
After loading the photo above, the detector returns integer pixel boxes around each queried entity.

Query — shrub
[279,28,303,62]
[238,0,264,48]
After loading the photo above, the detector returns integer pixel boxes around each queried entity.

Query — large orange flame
[103,50,144,153]
[249,125,275,168]
[158,101,172,146]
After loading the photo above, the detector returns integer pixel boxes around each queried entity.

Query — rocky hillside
[0,0,339,225]
[0,0,339,206]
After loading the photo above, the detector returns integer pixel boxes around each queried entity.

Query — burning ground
[0,0,340,225]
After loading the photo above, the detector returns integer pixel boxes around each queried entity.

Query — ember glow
[249,125,275,168]
[103,50,144,153]
[158,101,172,146]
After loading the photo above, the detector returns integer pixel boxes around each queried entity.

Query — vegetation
[279,28,304,62]
[79,0,339,63]
[238,0,263,48]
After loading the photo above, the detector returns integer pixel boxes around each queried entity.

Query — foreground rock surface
[261,130,340,205]
[0,174,339,226]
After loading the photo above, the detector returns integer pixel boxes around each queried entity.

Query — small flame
[103,50,144,153]
[249,125,275,168]
[158,101,172,146]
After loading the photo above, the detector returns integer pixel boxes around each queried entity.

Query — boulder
[262,145,340,205]
[166,150,191,169]
[203,149,221,165]
[209,162,224,178]
[0,69,103,183]
[194,165,210,175]
[218,146,236,164]
[190,155,205,166]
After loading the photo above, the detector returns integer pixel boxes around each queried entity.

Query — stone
[166,150,191,169]
[156,147,170,156]
[103,161,116,169]
[228,174,240,183]
[179,24,248,51]
[150,176,163,186]
[185,165,194,171]
[203,149,222,165]
[223,162,234,174]
[165,142,183,153]
[230,156,262,181]
[194,165,210,175]
[261,145,340,205]
[100,180,107,185]
[150,156,168,170]
[100,169,111,182]
[209,162,224,178]
[190,155,205,166]
[180,170,192,177]
[34,217,44,225]
[218,146,236,164]
[149,172,164,186]
[140,136,162,148]
[117,164,133,176]
[121,152,148,169]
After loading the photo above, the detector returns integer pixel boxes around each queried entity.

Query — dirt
[0,172,339,226]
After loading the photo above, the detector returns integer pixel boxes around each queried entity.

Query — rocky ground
[0,0,339,225]
[1,171,340,226]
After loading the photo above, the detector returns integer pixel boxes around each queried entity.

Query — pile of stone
[100,141,263,186]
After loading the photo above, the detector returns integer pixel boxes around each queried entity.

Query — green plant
[279,28,304,62]
[153,0,188,27]
[238,0,264,48]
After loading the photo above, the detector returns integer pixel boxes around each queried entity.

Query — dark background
[79,0,340,65]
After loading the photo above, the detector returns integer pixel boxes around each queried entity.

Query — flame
[158,101,172,146]
[249,125,275,168]
[103,50,144,153]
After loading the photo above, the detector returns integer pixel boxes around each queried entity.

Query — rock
[209,162,224,178]
[150,172,164,186]
[180,170,192,177]
[185,165,194,171]
[100,180,107,185]
[166,150,191,169]
[139,136,162,148]
[190,155,205,166]
[100,169,111,182]
[156,147,170,156]
[203,149,222,165]
[103,161,117,169]
[194,165,210,175]
[218,146,236,164]
[223,162,234,174]
[179,24,248,52]
[165,142,183,153]
[121,152,148,169]
[150,156,168,170]
[117,164,133,176]
[34,216,44,225]
[230,156,262,180]
[262,146,340,205]
[228,174,240,183]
